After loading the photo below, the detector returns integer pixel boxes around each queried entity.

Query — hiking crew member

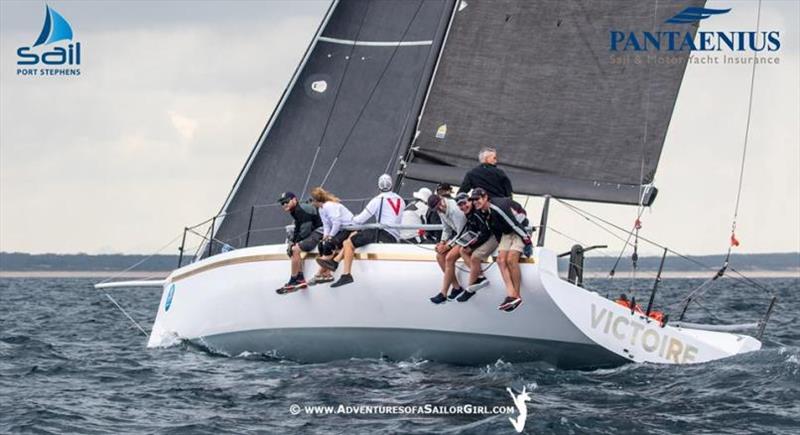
[310,187,354,284]
[436,182,454,199]
[475,191,532,312]
[319,174,405,288]
[277,191,322,293]
[400,187,432,242]
[428,192,467,304]
[455,188,496,303]
[458,146,513,199]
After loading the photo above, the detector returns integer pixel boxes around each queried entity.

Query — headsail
[404,0,705,205]
[211,0,456,253]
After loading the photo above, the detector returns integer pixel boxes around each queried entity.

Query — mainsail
[403,0,704,205]
[211,0,456,252]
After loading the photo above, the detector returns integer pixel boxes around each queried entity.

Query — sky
[0,0,798,259]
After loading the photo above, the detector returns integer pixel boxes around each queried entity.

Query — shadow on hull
[193,327,629,370]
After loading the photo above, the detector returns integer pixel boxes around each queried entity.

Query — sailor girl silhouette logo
[16,4,82,77]
[506,387,531,433]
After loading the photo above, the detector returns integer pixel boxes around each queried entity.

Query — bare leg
[440,247,462,295]
[290,244,302,276]
[342,239,355,275]
[436,251,447,272]
[469,255,482,286]
[497,250,515,297]
[508,251,521,298]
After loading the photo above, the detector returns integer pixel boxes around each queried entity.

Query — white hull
[147,245,761,368]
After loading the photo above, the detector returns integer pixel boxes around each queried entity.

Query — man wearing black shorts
[319,174,405,287]
[277,191,322,293]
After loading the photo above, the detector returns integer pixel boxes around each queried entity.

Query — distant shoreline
[1,270,797,279]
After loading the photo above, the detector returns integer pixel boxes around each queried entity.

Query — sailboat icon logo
[32,5,73,47]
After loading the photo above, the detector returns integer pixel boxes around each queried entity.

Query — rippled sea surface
[1,277,798,434]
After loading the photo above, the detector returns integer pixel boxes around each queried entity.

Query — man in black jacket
[458,147,513,199]
[454,188,498,303]
[277,191,324,293]
[473,189,532,312]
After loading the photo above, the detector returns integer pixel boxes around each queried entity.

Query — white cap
[412,187,432,202]
[378,174,393,192]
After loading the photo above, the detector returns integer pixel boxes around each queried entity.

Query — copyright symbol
[289,404,301,415]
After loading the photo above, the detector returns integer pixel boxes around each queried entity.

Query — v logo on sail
[33,5,74,47]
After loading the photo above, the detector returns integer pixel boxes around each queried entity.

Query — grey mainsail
[403,0,704,205]
[211,0,456,252]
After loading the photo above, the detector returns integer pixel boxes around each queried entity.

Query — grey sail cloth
[209,0,456,254]
[404,0,704,206]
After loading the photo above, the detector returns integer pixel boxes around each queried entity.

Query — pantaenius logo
[610,6,781,52]
[16,4,82,77]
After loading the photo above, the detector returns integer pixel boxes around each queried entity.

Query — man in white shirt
[318,174,405,288]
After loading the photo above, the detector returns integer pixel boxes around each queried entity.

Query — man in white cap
[318,174,405,287]
[400,187,434,242]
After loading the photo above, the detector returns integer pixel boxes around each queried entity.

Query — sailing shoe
[448,287,464,300]
[497,296,516,310]
[330,273,354,288]
[430,293,448,304]
[308,274,334,286]
[502,298,523,312]
[276,277,298,295]
[316,258,339,271]
[467,276,489,293]
[456,290,476,303]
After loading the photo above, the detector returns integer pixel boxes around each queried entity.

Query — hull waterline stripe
[319,36,433,47]
[170,251,534,283]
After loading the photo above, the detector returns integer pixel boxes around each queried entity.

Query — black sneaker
[502,298,523,312]
[316,258,339,271]
[448,287,464,300]
[498,296,517,310]
[330,273,354,288]
[276,277,298,295]
[456,290,476,302]
[430,293,447,304]
[294,276,308,289]
[467,276,489,292]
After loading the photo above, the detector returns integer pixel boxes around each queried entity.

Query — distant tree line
[0,251,797,272]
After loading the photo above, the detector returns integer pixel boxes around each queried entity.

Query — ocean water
[1,277,798,434]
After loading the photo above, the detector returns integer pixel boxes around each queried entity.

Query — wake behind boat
[97,0,777,368]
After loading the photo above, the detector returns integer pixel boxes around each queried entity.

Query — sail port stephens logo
[16,4,81,77]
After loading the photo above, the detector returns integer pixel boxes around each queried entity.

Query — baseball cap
[455,192,470,205]
[469,188,487,200]
[427,194,442,209]
[378,174,393,192]
[278,192,296,205]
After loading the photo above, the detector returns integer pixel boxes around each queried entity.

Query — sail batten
[405,0,704,205]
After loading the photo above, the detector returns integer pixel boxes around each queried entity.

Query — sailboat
[97,0,776,369]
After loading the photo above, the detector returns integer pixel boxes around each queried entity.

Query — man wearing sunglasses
[276,191,323,294]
